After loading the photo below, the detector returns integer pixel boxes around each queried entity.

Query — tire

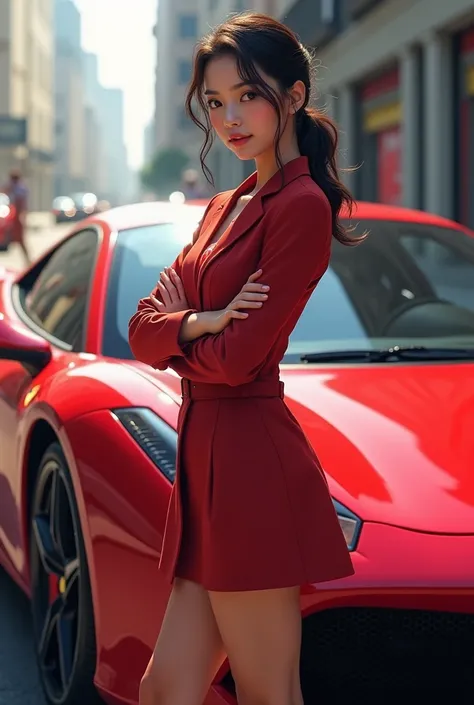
[29,442,102,704]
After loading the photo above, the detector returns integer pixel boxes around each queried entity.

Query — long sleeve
[169,191,332,386]
[128,197,217,369]
[128,243,197,369]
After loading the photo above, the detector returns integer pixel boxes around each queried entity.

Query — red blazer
[129,156,354,590]
[129,157,332,382]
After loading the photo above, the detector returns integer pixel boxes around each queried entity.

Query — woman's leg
[208,586,304,705]
[140,577,226,705]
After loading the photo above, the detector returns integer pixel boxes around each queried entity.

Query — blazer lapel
[197,193,264,291]
[196,156,311,293]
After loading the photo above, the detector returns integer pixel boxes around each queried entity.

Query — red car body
[0,200,474,705]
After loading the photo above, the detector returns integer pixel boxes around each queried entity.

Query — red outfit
[128,156,354,590]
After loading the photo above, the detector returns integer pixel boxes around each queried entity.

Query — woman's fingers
[226,309,249,320]
[229,299,265,310]
[238,291,268,302]
[160,268,178,295]
[247,269,263,283]
[156,279,172,305]
[150,293,165,311]
[168,267,186,301]
[242,282,270,293]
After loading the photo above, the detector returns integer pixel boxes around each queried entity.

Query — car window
[284,219,474,359]
[399,233,474,311]
[103,219,474,362]
[104,222,196,359]
[24,229,98,349]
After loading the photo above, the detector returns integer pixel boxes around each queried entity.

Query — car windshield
[103,218,474,363]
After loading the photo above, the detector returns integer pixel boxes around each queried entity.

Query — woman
[129,12,365,705]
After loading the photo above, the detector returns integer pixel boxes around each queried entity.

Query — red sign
[377,127,402,205]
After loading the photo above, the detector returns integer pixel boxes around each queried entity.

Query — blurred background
[0,0,474,227]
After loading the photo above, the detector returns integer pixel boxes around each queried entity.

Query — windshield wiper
[300,345,474,363]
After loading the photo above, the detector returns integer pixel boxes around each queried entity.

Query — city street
[0,568,46,705]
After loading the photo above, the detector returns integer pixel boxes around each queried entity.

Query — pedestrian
[1,168,30,264]
[129,11,366,705]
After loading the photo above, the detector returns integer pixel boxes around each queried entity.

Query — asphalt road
[0,568,46,705]
[0,216,66,705]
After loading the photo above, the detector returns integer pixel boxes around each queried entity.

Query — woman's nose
[223,107,241,127]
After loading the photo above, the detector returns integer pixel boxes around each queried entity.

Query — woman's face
[203,54,285,162]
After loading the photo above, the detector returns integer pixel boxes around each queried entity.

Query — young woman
[129,12,365,705]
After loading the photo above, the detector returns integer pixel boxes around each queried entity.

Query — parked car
[52,192,100,223]
[0,192,16,252]
[0,199,474,705]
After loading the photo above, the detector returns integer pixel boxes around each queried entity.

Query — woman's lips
[229,135,252,147]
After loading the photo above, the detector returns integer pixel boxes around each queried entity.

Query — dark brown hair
[185,12,365,246]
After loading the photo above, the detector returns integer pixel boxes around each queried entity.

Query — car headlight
[332,499,361,551]
[113,408,177,482]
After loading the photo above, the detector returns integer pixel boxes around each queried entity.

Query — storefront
[458,27,474,229]
[356,67,403,206]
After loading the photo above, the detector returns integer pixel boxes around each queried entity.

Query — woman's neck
[252,141,301,194]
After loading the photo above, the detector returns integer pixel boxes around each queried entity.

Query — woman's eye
[242,91,257,102]
[207,99,221,109]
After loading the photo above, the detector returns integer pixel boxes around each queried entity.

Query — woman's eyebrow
[204,82,249,95]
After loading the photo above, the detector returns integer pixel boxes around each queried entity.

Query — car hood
[279,363,474,534]
[126,361,474,534]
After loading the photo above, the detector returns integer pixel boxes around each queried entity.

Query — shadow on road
[0,567,46,705]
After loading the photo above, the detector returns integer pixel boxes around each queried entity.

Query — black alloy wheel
[30,442,102,704]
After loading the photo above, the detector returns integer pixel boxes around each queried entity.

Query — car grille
[221,606,474,704]
[301,607,474,704]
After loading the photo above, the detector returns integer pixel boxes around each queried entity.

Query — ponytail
[296,107,366,246]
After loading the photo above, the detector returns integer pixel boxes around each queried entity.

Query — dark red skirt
[161,379,355,592]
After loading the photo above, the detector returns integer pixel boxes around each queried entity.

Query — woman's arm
[167,191,332,385]
[128,245,197,369]
[128,197,217,369]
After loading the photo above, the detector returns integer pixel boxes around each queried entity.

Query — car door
[0,228,99,576]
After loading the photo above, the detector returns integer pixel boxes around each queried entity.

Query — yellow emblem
[58,576,66,594]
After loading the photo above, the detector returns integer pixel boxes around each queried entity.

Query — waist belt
[180,378,284,400]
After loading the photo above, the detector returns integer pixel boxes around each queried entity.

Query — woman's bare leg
[208,586,304,705]
[140,578,226,705]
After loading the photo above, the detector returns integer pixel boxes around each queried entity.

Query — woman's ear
[288,80,306,114]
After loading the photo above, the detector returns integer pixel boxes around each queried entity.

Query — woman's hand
[149,267,189,313]
[203,269,269,335]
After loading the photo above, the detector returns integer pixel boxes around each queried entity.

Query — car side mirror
[0,313,52,374]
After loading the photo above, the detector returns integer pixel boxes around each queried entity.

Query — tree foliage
[140,147,189,196]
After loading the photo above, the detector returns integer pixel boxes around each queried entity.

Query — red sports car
[0,200,474,705]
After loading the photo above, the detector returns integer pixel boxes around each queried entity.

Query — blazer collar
[196,156,310,290]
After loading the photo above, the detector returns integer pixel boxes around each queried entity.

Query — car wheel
[29,442,102,705]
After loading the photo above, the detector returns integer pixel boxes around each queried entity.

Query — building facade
[283,0,474,229]
[97,87,131,205]
[153,0,202,170]
[54,0,87,197]
[82,52,108,199]
[0,0,54,210]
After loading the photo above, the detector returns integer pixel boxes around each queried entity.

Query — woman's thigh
[208,586,303,705]
[141,578,226,705]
